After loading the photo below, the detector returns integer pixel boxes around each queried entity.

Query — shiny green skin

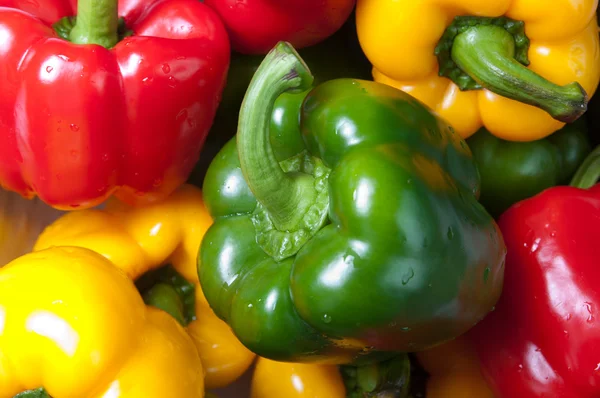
[199,79,506,364]
[467,118,591,217]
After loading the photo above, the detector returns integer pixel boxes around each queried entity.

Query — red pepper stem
[68,0,119,48]
[237,41,315,231]
[569,145,600,189]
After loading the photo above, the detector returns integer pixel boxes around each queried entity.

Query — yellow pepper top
[356,0,600,141]
[34,184,255,390]
[0,247,204,397]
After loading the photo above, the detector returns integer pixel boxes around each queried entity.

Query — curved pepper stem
[438,16,587,123]
[68,0,119,48]
[237,41,315,231]
[570,145,600,189]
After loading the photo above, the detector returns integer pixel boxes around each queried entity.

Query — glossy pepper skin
[356,0,600,141]
[468,147,600,397]
[416,336,493,398]
[203,0,355,54]
[33,185,255,390]
[467,118,592,217]
[0,247,204,397]
[0,0,229,209]
[199,42,505,364]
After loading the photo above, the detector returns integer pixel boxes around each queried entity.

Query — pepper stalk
[436,16,588,123]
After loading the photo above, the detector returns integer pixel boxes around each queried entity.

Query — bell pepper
[467,117,592,217]
[189,15,373,185]
[355,0,600,141]
[0,247,205,397]
[468,146,600,397]
[198,42,506,364]
[203,0,355,54]
[251,355,414,397]
[33,185,255,390]
[0,0,230,210]
[415,336,494,398]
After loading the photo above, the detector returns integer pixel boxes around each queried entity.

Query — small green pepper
[199,42,505,364]
[467,119,591,217]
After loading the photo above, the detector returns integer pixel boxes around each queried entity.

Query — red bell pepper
[0,0,229,209]
[468,146,600,398]
[203,0,356,54]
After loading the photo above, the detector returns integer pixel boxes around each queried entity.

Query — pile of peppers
[0,0,599,396]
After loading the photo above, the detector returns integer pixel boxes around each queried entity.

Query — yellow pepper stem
[437,16,588,123]
[14,388,50,398]
[340,354,411,396]
[143,284,186,326]
[136,265,197,327]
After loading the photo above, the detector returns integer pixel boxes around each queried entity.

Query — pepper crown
[435,16,588,123]
[14,389,50,398]
[237,41,331,261]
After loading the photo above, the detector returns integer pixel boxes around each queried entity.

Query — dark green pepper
[466,119,592,217]
[188,14,372,185]
[198,42,506,364]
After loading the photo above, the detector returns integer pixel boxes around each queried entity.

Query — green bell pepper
[198,42,506,364]
[466,119,592,217]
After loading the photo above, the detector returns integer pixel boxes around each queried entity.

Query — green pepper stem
[14,388,50,398]
[569,145,600,189]
[142,283,186,326]
[68,0,119,48]
[237,41,315,231]
[452,25,587,123]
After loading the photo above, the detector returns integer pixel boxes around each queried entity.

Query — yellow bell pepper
[415,335,494,398]
[250,358,346,398]
[0,247,204,397]
[33,184,255,390]
[356,0,600,141]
